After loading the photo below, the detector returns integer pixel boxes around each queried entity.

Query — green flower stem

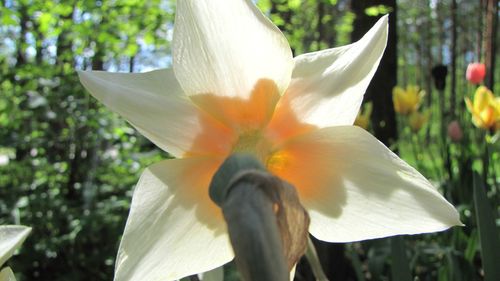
[209,154,310,281]
[416,132,442,180]
[438,89,453,181]
[482,132,490,183]
[488,143,499,192]
[304,237,329,281]
[484,136,499,203]
[390,236,412,281]
[410,133,424,174]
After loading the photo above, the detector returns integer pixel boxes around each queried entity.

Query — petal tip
[77,70,95,85]
[76,69,86,79]
[372,15,389,43]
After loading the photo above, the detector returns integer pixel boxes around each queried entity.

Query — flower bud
[466,63,486,84]
[431,64,448,90]
[447,121,463,142]
[408,111,430,133]
[354,102,373,130]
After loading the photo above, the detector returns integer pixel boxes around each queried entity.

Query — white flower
[0,225,31,281]
[78,1,461,280]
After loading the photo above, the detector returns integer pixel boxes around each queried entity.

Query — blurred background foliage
[0,0,498,281]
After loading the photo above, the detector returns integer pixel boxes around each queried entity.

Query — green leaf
[256,0,271,11]
[124,43,139,57]
[143,33,155,45]
[473,173,500,281]
[438,265,448,281]
[38,13,52,34]
[288,0,301,10]
[446,250,462,281]
[270,14,285,26]
[464,229,478,262]
[1,7,17,26]
[364,5,393,17]
[390,236,412,281]
[348,244,366,281]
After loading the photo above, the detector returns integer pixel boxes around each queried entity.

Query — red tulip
[466,63,486,84]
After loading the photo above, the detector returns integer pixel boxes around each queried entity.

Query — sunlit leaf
[364,5,393,17]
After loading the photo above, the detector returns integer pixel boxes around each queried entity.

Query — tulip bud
[447,121,463,142]
[354,102,373,130]
[431,64,448,90]
[408,111,430,133]
[466,63,486,84]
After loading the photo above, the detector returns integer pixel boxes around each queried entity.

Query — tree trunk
[14,3,30,161]
[450,0,457,119]
[423,0,434,109]
[351,0,398,147]
[484,0,498,89]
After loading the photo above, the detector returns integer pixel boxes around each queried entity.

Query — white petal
[272,16,388,131]
[289,266,296,281]
[114,157,233,281]
[78,69,233,157]
[268,126,461,242]
[0,225,31,268]
[200,266,223,281]
[0,267,16,281]
[173,0,293,99]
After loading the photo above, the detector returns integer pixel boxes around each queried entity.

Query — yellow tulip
[354,102,373,130]
[408,110,430,133]
[392,85,425,115]
[465,86,500,132]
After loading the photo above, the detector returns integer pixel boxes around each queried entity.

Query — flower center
[231,129,274,164]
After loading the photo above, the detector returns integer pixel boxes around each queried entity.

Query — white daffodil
[78,0,461,280]
[0,225,31,281]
